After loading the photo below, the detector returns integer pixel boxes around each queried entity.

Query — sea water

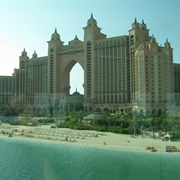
[0,137,179,180]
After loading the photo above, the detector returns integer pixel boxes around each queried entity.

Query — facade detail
[0,14,179,115]
[174,63,180,106]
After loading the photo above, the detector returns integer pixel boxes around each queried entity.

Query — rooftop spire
[51,28,59,36]
[87,13,97,27]
[150,34,156,43]
[91,13,94,19]
[152,34,155,40]
[164,38,171,48]
[131,17,139,29]
[21,48,27,56]
[53,28,59,35]
[32,50,37,58]
[50,27,61,41]
[88,12,95,21]
[74,35,78,40]
[134,17,137,23]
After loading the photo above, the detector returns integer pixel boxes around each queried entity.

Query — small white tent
[162,134,172,141]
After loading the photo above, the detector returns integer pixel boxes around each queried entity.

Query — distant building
[0,76,15,106]
[0,14,179,115]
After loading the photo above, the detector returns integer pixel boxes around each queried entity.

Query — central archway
[61,55,85,96]
[70,63,84,94]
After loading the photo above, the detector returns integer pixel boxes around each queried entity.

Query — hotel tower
[0,14,180,116]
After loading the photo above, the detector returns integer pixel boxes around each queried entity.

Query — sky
[0,0,180,94]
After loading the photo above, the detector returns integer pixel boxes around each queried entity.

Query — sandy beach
[0,124,179,153]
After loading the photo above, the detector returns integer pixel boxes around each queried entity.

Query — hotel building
[0,14,179,115]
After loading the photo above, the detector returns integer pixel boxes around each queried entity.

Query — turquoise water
[0,137,180,180]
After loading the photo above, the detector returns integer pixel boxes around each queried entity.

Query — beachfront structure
[59,89,84,112]
[0,14,180,115]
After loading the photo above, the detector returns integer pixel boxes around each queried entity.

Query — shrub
[10,121,27,126]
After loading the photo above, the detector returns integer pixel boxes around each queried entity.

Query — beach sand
[0,124,179,153]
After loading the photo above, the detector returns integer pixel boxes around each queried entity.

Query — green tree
[168,117,180,134]
[129,111,142,136]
